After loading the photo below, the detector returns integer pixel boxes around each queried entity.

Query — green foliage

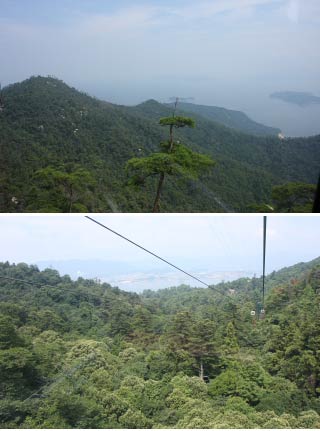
[262,416,291,428]
[127,144,214,184]
[223,322,240,354]
[0,315,24,349]
[272,182,316,212]
[0,399,32,428]
[33,165,96,212]
[208,367,263,404]
[296,410,320,428]
[159,116,195,128]
[126,152,178,182]
[252,181,316,213]
[0,259,320,428]
[127,109,214,211]
[1,76,319,212]
[145,349,176,379]
[118,408,151,429]
[32,330,66,377]
[0,347,39,399]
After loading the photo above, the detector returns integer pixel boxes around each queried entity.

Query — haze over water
[85,80,320,137]
[1,0,320,138]
[2,216,320,292]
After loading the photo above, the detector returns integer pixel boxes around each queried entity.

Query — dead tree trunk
[199,359,204,380]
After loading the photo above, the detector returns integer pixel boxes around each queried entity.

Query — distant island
[270,91,320,106]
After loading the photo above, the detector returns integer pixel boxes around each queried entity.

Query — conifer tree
[126,99,215,212]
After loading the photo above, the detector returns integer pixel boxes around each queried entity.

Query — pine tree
[126,100,215,212]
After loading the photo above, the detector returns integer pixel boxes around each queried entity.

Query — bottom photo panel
[0,214,320,429]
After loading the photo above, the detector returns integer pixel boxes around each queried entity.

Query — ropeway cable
[85,215,227,297]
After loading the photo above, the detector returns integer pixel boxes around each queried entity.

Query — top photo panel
[1,0,319,213]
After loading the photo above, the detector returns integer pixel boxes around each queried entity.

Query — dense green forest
[1,257,320,428]
[1,76,319,213]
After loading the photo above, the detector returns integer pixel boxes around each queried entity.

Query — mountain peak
[136,99,161,107]
[5,75,67,91]
[134,99,172,118]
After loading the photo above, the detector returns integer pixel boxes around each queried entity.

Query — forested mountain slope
[0,257,320,428]
[1,76,319,212]
[169,101,281,136]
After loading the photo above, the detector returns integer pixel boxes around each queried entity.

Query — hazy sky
[1,0,319,97]
[0,215,319,289]
[1,0,320,135]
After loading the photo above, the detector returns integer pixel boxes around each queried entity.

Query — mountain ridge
[165,101,281,136]
[1,76,319,213]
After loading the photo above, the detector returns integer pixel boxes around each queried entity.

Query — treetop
[159,116,195,128]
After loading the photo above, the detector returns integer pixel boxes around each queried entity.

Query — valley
[1,76,319,213]
[0,257,320,428]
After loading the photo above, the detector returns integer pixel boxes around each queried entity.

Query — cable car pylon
[313,172,320,213]
[260,216,267,319]
[0,83,4,112]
